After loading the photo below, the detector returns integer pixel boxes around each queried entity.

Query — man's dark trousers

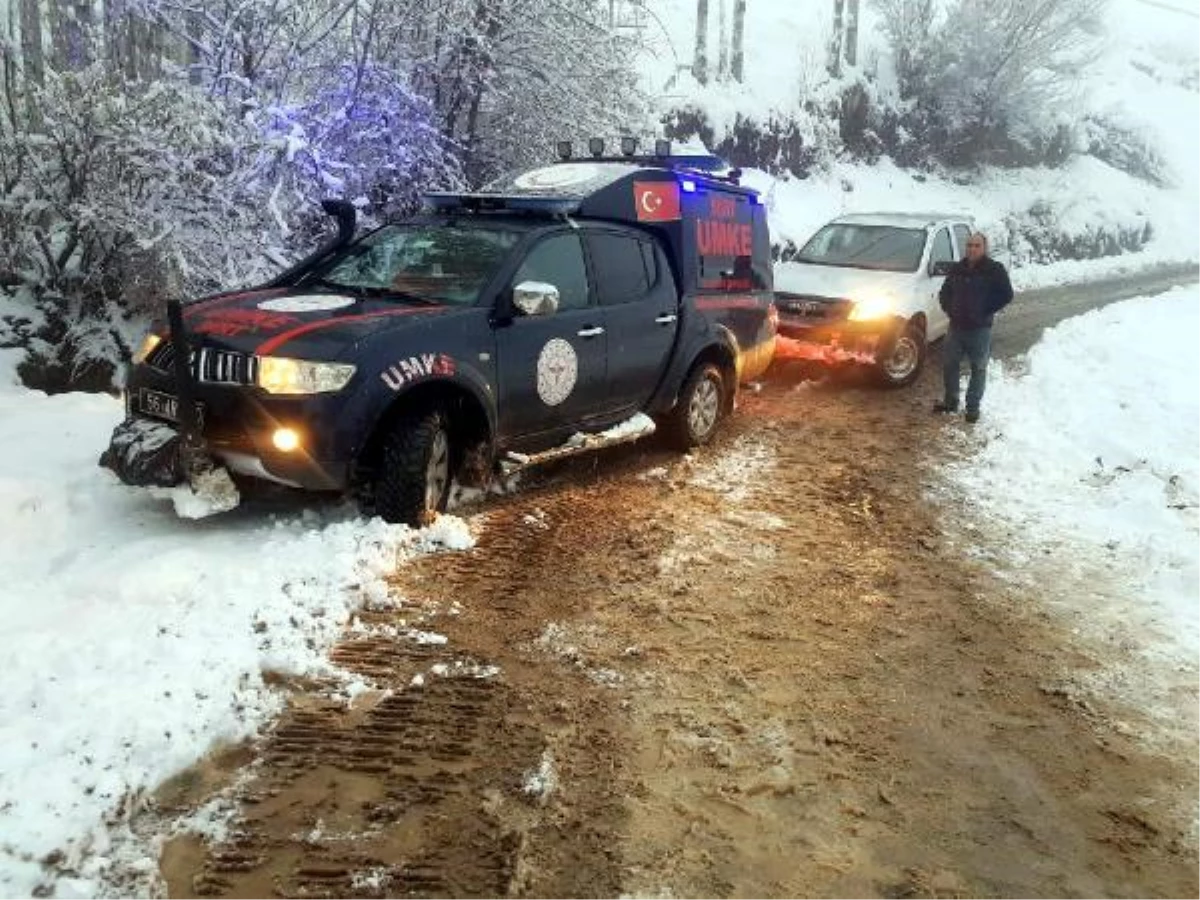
[943,326,991,413]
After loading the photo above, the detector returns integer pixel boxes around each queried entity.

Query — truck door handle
[577,326,605,338]
[655,313,678,325]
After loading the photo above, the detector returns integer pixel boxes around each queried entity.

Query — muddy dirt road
[150,268,1198,899]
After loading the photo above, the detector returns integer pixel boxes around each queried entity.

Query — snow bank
[0,351,472,896]
[947,286,1199,706]
[755,155,1198,289]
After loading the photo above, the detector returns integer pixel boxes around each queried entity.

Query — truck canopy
[423,155,773,296]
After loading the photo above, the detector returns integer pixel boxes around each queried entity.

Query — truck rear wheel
[664,362,725,450]
[374,409,452,527]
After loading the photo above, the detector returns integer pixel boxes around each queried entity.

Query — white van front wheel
[876,320,926,387]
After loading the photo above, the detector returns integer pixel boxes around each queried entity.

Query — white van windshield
[797,224,926,273]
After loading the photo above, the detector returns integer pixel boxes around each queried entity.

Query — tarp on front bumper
[98,418,187,487]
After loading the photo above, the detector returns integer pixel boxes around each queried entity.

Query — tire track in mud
[147,268,1198,898]
[154,474,676,899]
[160,638,542,898]
[603,364,1197,899]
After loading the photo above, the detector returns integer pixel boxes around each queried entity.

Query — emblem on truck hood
[257,294,355,313]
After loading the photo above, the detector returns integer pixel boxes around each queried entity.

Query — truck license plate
[138,388,204,428]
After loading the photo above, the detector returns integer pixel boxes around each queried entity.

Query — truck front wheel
[374,408,452,526]
[664,362,725,450]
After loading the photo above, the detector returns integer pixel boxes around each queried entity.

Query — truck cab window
[513,233,590,311]
[587,232,652,305]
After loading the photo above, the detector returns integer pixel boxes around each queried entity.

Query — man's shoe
[965,409,980,423]
[933,401,959,414]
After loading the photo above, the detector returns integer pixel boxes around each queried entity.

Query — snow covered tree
[0,64,285,390]
[0,0,644,390]
[693,0,709,85]
[879,0,1105,166]
[717,0,728,80]
[381,0,643,185]
[875,0,937,98]
[730,0,746,82]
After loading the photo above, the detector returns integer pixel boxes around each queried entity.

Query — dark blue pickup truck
[102,147,778,525]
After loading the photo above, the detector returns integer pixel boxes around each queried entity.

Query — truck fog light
[272,428,301,452]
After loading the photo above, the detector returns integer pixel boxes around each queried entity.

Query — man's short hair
[969,232,988,246]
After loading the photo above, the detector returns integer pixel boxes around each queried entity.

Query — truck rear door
[583,228,678,413]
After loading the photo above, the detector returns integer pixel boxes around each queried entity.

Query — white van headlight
[848,296,895,321]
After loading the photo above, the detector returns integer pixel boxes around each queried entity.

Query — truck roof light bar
[423,192,581,215]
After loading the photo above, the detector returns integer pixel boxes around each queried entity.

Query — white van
[774,212,975,386]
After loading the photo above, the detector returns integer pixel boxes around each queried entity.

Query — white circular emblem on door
[536,338,578,406]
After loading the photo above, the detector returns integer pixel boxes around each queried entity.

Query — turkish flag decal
[633,181,681,222]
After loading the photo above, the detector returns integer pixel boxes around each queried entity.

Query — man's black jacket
[938,257,1014,330]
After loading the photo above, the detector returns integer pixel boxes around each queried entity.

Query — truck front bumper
[113,365,353,492]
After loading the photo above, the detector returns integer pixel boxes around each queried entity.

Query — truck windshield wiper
[309,279,441,305]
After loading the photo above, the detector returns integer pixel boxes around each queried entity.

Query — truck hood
[179,288,457,358]
[774,261,917,302]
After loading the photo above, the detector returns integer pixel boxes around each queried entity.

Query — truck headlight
[848,296,895,321]
[257,357,356,394]
[132,333,163,364]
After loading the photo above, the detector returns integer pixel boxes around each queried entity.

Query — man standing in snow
[934,232,1013,423]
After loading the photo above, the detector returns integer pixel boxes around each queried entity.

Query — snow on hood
[773,261,918,301]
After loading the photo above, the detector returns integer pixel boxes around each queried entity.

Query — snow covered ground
[640,0,1199,278]
[0,350,473,897]
[944,286,1199,728]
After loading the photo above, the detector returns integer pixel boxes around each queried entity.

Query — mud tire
[373,409,452,526]
[664,362,726,451]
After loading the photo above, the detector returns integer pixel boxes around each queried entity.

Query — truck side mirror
[513,281,560,316]
[930,259,953,277]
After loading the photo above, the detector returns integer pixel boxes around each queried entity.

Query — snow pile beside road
[948,287,1199,707]
[755,157,1198,291]
[0,350,472,897]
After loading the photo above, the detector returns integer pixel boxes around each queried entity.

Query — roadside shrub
[1002,201,1154,266]
[1081,116,1171,188]
[664,108,829,176]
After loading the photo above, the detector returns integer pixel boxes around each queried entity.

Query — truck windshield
[796,224,926,273]
[317,224,520,305]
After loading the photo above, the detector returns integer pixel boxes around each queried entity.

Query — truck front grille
[146,341,259,386]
